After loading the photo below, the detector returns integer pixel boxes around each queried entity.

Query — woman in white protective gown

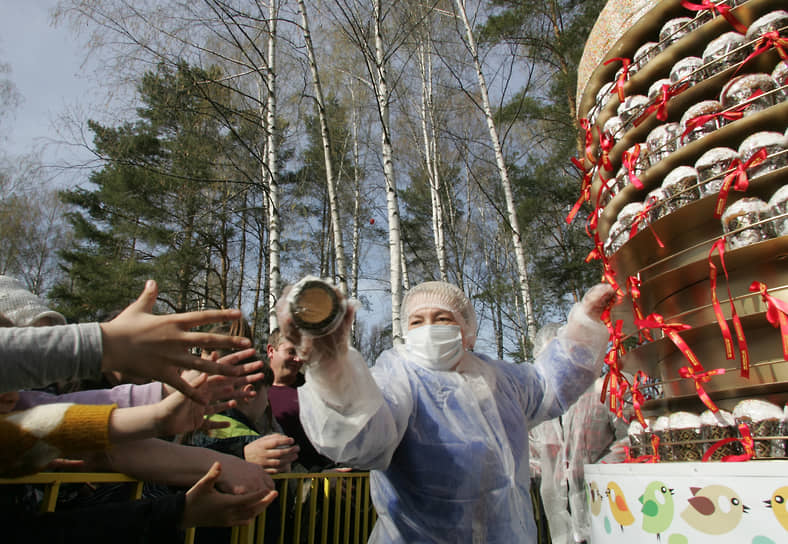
[277,280,614,544]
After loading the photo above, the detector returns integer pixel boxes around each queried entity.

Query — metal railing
[0,471,376,544]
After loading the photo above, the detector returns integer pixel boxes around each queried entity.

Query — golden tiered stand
[576,0,788,416]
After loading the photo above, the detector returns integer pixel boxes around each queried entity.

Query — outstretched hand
[243,433,300,474]
[100,280,261,403]
[153,372,242,437]
[181,462,278,528]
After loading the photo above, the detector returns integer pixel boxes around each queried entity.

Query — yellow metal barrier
[0,471,376,544]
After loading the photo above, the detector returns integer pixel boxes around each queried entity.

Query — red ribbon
[680,0,748,34]
[709,238,750,376]
[628,276,654,343]
[601,319,625,416]
[604,57,631,102]
[750,281,788,360]
[680,98,756,143]
[634,83,689,127]
[650,433,661,463]
[624,424,658,464]
[714,147,768,218]
[598,127,615,172]
[679,365,725,413]
[736,31,788,75]
[701,423,755,462]
[629,370,651,428]
[579,118,597,166]
[637,313,703,370]
[681,89,763,144]
[629,195,665,248]
[567,169,593,224]
[622,144,645,190]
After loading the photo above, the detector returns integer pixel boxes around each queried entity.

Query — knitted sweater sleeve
[0,323,104,391]
[0,402,116,477]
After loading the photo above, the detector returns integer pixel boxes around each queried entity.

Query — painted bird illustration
[606,481,635,530]
[588,481,603,517]
[639,480,674,540]
[680,484,749,535]
[764,485,788,532]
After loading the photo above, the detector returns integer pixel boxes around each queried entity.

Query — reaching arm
[101,438,276,494]
[0,280,260,403]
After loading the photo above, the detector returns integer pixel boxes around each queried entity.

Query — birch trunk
[453,0,537,344]
[372,0,404,343]
[264,1,280,332]
[297,0,348,295]
[417,41,448,282]
[348,85,362,344]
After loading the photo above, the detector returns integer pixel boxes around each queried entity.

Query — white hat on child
[0,276,66,326]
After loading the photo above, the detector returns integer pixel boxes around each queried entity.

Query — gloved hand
[561,283,616,364]
[581,283,617,320]
[275,280,356,366]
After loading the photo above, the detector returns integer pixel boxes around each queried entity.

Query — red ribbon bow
[622,144,645,190]
[708,238,750,376]
[598,127,615,172]
[680,0,748,34]
[637,313,703,370]
[750,281,788,360]
[579,118,597,166]
[736,31,788,75]
[604,57,631,102]
[714,147,768,218]
[678,365,725,413]
[634,83,688,127]
[679,93,760,143]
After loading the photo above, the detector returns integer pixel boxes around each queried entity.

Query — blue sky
[0,0,95,163]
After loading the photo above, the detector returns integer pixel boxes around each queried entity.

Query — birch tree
[416,29,449,282]
[327,0,409,341]
[451,0,537,346]
[296,0,348,295]
[263,0,281,332]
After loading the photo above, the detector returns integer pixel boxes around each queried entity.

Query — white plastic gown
[298,303,608,543]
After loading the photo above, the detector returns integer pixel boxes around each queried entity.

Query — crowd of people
[0,275,332,542]
[0,272,615,543]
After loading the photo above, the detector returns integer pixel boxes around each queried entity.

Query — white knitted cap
[0,276,66,326]
[401,281,477,348]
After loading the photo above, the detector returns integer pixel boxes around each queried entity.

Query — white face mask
[405,324,464,371]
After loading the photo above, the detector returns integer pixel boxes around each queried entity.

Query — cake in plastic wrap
[644,186,670,223]
[680,100,723,143]
[765,184,788,239]
[668,411,702,461]
[733,399,787,459]
[744,11,788,53]
[659,17,694,48]
[662,165,699,212]
[646,122,681,165]
[737,131,787,179]
[722,196,769,249]
[702,32,747,77]
[720,73,779,116]
[700,409,744,461]
[695,147,739,196]
[670,56,704,85]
